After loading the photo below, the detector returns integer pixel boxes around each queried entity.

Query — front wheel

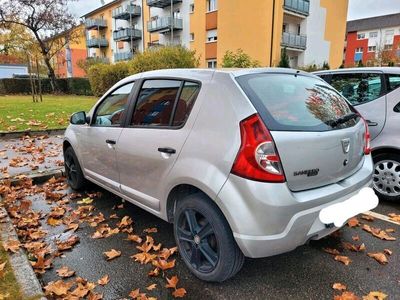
[373,153,400,202]
[173,193,244,282]
[64,147,86,190]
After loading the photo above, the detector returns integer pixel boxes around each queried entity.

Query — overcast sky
[69,0,400,21]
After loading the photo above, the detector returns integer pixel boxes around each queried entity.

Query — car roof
[314,67,400,75]
[117,68,319,85]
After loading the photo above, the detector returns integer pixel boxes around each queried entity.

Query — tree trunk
[43,55,58,92]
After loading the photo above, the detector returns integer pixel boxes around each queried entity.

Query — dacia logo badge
[341,138,351,154]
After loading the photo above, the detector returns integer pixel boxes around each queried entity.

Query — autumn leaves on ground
[0,177,186,299]
[0,95,96,132]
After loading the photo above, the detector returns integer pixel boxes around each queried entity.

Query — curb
[8,169,65,186]
[0,207,46,300]
[0,128,66,139]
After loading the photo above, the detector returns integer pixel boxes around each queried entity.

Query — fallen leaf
[173,288,187,298]
[131,252,157,264]
[3,240,21,253]
[98,275,110,286]
[323,248,341,255]
[165,276,179,289]
[362,225,396,241]
[104,249,121,261]
[334,291,360,300]
[362,291,388,300]
[143,227,157,233]
[342,242,365,252]
[129,289,140,299]
[385,228,395,233]
[388,213,400,223]
[88,292,103,300]
[383,249,392,256]
[334,255,352,266]
[146,283,157,291]
[152,258,176,271]
[77,197,93,205]
[126,235,142,244]
[361,215,374,222]
[367,252,388,265]
[352,235,360,241]
[44,280,74,296]
[333,283,347,291]
[148,268,160,277]
[0,262,6,272]
[56,266,75,278]
[347,217,360,228]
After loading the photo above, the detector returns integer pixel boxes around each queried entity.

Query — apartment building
[345,13,400,66]
[81,0,348,68]
[51,24,87,78]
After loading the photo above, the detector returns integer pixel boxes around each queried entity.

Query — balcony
[281,32,307,50]
[113,28,142,41]
[85,18,107,30]
[86,38,109,48]
[283,0,310,16]
[87,57,110,64]
[114,51,134,62]
[147,17,183,33]
[112,5,141,20]
[146,0,182,8]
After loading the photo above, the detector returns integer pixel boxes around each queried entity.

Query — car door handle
[158,147,176,154]
[366,120,378,127]
[106,139,116,145]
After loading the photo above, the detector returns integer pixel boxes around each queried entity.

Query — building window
[355,47,363,53]
[207,59,217,69]
[282,23,287,33]
[357,33,365,40]
[297,24,301,35]
[369,32,378,38]
[190,33,195,41]
[206,0,217,12]
[189,3,194,13]
[368,46,376,52]
[206,29,217,42]
[385,30,394,45]
[384,44,393,50]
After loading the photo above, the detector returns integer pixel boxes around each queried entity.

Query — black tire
[64,147,86,191]
[372,153,400,202]
[173,193,245,282]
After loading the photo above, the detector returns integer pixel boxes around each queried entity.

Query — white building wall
[302,0,330,66]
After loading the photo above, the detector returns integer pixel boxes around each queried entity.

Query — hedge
[0,78,93,95]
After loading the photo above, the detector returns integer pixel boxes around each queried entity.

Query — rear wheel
[64,147,85,190]
[373,153,400,202]
[173,193,244,282]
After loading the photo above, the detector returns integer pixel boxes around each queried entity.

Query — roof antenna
[295,70,300,77]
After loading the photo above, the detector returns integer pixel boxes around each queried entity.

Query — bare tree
[0,0,78,91]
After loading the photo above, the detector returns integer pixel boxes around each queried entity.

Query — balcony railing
[114,51,134,62]
[283,0,310,16]
[85,19,107,30]
[281,32,307,50]
[112,5,141,20]
[147,17,183,33]
[146,0,182,8]
[86,38,109,48]
[87,57,110,64]
[113,28,142,41]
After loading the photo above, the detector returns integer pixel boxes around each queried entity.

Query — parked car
[314,68,400,202]
[64,69,378,282]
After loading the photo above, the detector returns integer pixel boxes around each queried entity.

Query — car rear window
[236,73,358,132]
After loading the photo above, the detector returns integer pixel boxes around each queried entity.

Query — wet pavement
[0,134,63,179]
[27,182,400,300]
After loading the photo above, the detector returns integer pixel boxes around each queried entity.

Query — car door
[330,72,386,140]
[78,81,135,190]
[116,79,201,211]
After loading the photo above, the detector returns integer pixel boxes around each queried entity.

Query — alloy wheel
[65,152,78,186]
[373,159,400,197]
[176,209,219,273]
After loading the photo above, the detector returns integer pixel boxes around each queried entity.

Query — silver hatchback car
[64,69,378,282]
[315,68,400,202]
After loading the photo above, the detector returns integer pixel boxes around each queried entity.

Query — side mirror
[70,111,89,125]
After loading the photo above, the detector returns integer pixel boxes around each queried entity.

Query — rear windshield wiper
[326,113,358,128]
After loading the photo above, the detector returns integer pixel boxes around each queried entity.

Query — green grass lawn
[0,95,98,132]
[0,242,23,300]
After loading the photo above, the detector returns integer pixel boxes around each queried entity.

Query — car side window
[387,74,400,92]
[94,82,135,127]
[131,80,182,127]
[330,73,383,106]
[172,81,201,126]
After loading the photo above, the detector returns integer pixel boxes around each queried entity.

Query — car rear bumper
[216,155,374,258]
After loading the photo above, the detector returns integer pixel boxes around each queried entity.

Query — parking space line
[363,211,400,226]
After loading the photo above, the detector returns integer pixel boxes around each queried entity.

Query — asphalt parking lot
[27,182,400,300]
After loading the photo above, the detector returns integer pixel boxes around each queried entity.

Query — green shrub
[128,46,200,74]
[278,48,290,68]
[87,62,130,97]
[221,49,260,68]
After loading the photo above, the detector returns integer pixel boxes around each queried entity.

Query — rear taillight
[231,114,285,183]
[361,117,371,155]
